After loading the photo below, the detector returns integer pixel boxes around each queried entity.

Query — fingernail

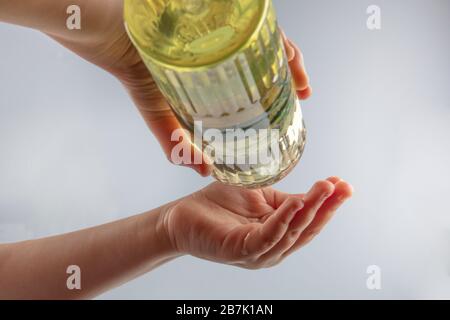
[287,46,295,61]
[322,192,333,200]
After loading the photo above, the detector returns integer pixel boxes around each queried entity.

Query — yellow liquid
[125,0,306,188]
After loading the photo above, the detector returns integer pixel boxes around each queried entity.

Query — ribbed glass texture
[125,0,306,187]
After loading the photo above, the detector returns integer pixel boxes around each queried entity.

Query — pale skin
[0,0,353,299]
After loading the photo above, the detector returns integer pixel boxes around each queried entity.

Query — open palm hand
[163,177,352,269]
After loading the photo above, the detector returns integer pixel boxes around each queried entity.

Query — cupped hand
[48,1,311,177]
[160,177,352,269]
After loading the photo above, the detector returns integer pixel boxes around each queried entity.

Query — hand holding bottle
[124,0,312,186]
[51,1,311,177]
[0,0,311,177]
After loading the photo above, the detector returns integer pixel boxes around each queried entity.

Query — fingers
[301,178,352,240]
[231,177,353,269]
[262,187,304,209]
[287,40,309,91]
[281,178,353,258]
[281,30,312,100]
[255,180,335,262]
[280,29,296,61]
[326,176,342,184]
[288,180,335,231]
[297,86,312,100]
[242,196,304,256]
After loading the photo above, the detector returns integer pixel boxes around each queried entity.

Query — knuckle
[287,197,303,207]
[250,256,282,270]
[243,255,274,270]
[305,227,321,239]
[283,198,303,216]
[260,232,277,250]
[263,238,277,250]
[279,220,290,229]
[288,197,303,209]
[241,252,259,264]
[289,230,301,239]
[261,259,281,269]
[243,262,263,270]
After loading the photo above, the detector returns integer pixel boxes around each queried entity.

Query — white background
[0,0,449,299]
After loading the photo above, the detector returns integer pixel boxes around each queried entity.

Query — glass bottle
[124,0,306,188]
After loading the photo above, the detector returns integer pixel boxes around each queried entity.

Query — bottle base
[211,125,307,189]
[211,152,301,189]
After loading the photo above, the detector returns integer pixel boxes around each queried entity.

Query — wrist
[151,201,184,259]
[126,203,183,273]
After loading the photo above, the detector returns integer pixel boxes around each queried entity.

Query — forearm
[0,0,121,41]
[0,203,179,299]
